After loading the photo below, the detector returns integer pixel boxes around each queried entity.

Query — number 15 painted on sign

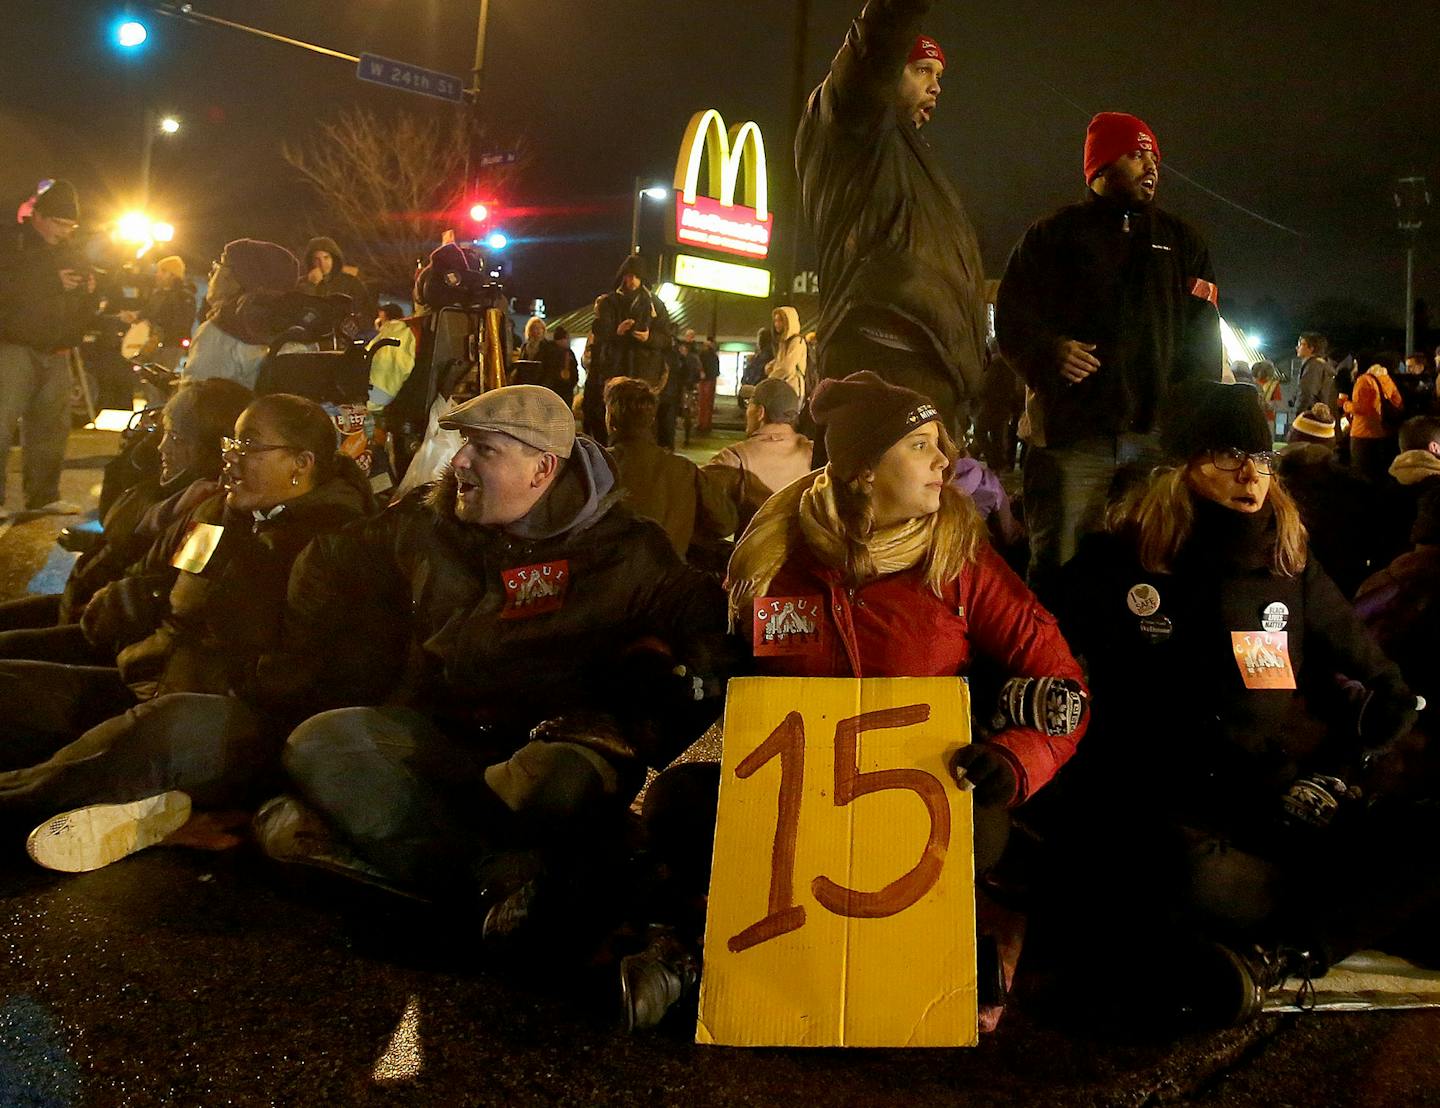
[728,704,951,954]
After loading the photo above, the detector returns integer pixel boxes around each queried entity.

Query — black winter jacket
[0,222,99,350]
[282,437,729,764]
[1056,500,1414,832]
[115,473,373,704]
[592,286,672,388]
[797,0,987,401]
[996,193,1223,446]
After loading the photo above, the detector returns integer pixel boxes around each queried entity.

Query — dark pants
[282,707,623,899]
[0,594,62,632]
[0,623,106,665]
[0,659,268,823]
[1351,436,1398,484]
[581,371,610,447]
[814,334,965,467]
[1023,432,1161,600]
[0,342,70,509]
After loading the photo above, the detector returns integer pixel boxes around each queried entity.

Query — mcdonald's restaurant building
[550,107,1002,400]
[550,107,817,400]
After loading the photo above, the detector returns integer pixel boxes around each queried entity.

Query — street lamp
[140,109,182,209]
[631,181,670,256]
[1395,176,1431,356]
[159,116,181,135]
[114,19,148,49]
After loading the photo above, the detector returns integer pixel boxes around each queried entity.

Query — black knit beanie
[809,371,941,480]
[1161,381,1272,461]
[33,180,79,222]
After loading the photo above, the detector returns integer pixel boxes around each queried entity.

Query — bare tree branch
[282,107,528,294]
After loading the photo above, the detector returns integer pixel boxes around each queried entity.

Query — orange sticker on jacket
[1231,631,1297,690]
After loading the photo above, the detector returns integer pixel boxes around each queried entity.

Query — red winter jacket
[750,542,1088,803]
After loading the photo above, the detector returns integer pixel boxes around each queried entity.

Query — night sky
[6,0,1437,346]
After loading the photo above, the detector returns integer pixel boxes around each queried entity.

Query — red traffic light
[468,203,490,223]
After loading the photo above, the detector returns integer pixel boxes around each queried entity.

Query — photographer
[0,179,98,518]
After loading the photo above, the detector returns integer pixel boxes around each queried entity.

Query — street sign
[356,53,464,103]
[478,151,519,168]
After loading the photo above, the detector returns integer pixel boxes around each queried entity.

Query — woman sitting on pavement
[0,393,374,874]
[622,371,1090,1030]
[0,378,253,663]
[1048,380,1432,1027]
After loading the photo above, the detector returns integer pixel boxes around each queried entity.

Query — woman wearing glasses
[1048,380,1429,1029]
[0,393,374,874]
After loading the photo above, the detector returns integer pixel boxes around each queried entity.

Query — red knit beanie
[908,36,945,68]
[1083,112,1161,183]
[810,371,941,480]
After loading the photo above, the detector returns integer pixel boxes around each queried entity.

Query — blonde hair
[1108,465,1308,576]
[831,424,984,590]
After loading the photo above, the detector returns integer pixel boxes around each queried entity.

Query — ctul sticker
[753,596,825,657]
[501,560,570,620]
[1231,631,1297,690]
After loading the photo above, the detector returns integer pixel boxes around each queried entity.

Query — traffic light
[468,203,490,224]
[486,232,509,252]
[113,17,149,49]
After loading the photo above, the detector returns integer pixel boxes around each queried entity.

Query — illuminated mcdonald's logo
[671,109,773,261]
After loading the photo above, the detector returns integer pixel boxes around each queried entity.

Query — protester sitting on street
[1276,438,1378,599]
[0,394,375,873]
[1285,403,1336,449]
[623,371,1090,1031]
[1377,415,1440,563]
[0,378,253,663]
[184,239,301,390]
[1343,361,1404,482]
[1049,380,1428,1028]
[605,377,736,558]
[703,377,814,536]
[249,384,728,949]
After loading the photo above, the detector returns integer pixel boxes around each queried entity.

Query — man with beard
[996,112,1223,595]
[798,5,988,462]
[254,385,728,936]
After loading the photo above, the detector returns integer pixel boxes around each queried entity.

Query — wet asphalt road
[3,431,1440,1106]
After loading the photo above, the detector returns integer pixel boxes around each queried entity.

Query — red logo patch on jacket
[753,596,825,656]
[1188,278,1219,308]
[501,560,569,620]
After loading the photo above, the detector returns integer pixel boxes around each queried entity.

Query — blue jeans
[1023,432,1161,598]
[0,342,71,509]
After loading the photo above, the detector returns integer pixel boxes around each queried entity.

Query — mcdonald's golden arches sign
[671,109,773,261]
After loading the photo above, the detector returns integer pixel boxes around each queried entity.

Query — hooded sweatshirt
[281,436,729,762]
[766,307,808,400]
[300,236,376,327]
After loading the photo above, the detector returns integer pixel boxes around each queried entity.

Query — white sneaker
[26,792,192,873]
[33,499,85,516]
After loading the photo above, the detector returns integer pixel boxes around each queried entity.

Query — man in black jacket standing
[996,113,1223,594]
[798,2,987,462]
[0,180,97,518]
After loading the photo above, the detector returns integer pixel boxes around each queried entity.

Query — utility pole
[781,0,812,297]
[1395,176,1430,356]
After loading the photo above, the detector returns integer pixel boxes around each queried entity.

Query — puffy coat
[282,437,729,765]
[797,0,987,403]
[0,221,98,350]
[748,541,1088,803]
[113,473,373,704]
[1056,500,1415,832]
[996,192,1223,447]
[592,286,672,387]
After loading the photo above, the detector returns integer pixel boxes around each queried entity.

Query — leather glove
[949,743,1019,808]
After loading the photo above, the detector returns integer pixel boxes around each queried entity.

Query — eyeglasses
[1209,448,1277,476]
[222,437,295,459]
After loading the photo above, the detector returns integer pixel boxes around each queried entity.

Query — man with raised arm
[797,1,987,463]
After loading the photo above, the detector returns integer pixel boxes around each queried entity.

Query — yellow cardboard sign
[697,676,977,1048]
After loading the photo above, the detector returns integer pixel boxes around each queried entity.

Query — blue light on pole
[114,19,149,48]
[486,232,509,251]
